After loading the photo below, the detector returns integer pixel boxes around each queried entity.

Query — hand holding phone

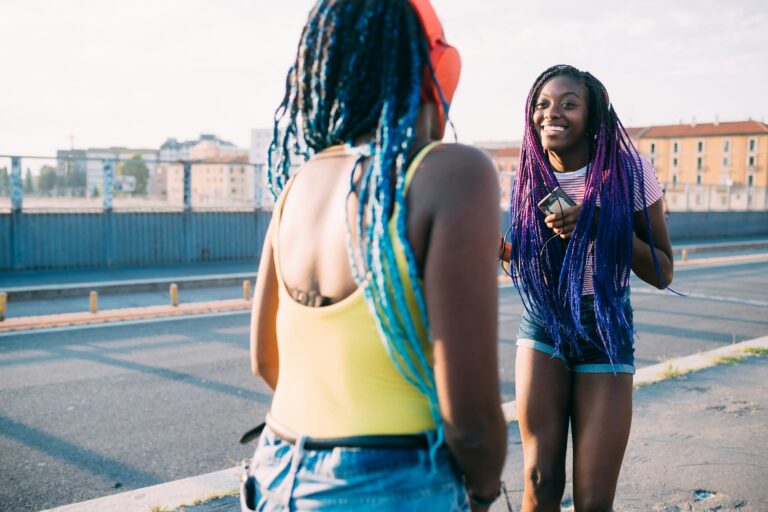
[537,187,576,215]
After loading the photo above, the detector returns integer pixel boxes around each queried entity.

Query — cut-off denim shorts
[246,425,469,511]
[516,294,636,374]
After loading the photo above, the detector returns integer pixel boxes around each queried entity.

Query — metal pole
[0,292,7,321]
[89,291,99,314]
[170,283,179,307]
[243,280,252,300]
[183,162,192,211]
[103,159,114,211]
[11,156,22,212]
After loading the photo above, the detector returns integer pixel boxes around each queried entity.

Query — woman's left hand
[545,203,581,239]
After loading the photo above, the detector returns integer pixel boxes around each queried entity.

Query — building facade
[84,147,158,197]
[476,142,521,208]
[629,120,768,188]
[165,140,253,207]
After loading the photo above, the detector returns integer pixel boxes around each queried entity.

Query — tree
[38,165,58,195]
[118,154,149,195]
[24,168,35,194]
[65,168,86,189]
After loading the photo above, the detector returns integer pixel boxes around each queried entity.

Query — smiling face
[532,74,592,170]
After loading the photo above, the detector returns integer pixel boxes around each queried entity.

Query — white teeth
[542,125,565,133]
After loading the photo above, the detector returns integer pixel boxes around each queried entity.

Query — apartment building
[629,120,768,188]
[165,140,253,207]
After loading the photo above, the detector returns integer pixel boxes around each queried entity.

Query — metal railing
[0,154,274,213]
[664,183,768,211]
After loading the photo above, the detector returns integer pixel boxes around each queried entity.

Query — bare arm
[419,146,507,505]
[632,198,674,288]
[250,218,280,390]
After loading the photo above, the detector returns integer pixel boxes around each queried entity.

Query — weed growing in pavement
[659,361,686,380]
[742,347,768,357]
[183,487,240,507]
[712,355,743,365]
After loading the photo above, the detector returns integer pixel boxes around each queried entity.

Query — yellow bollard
[0,292,7,321]
[681,249,688,261]
[89,291,98,314]
[243,280,252,300]
[170,283,179,307]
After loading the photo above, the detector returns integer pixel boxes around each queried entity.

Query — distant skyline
[1,0,767,160]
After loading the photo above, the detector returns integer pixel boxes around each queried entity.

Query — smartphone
[537,186,576,215]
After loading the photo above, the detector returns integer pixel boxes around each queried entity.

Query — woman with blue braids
[248,1,506,510]
[501,65,674,510]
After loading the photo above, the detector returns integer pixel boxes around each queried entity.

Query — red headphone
[409,0,461,130]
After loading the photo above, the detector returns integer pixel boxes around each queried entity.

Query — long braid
[267,0,446,457]
[509,64,665,361]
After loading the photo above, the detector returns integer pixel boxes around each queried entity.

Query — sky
[1,0,767,161]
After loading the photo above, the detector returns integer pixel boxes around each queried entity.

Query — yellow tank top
[268,142,440,438]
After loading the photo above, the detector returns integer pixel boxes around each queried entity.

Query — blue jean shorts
[516,294,635,374]
[247,425,469,511]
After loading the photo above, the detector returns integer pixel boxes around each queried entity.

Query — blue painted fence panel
[1,211,272,271]
[1,209,766,271]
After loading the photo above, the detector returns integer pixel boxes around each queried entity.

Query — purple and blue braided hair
[509,64,666,361]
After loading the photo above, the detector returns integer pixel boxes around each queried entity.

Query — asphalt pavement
[1,241,767,512]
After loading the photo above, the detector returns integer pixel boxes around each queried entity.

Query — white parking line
[631,287,768,307]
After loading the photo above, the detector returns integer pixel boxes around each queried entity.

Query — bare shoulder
[423,143,497,178]
[411,143,499,208]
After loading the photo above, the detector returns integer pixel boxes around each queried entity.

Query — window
[697,157,703,171]
[723,139,730,153]
[749,138,757,152]
[697,140,704,153]
[651,157,656,168]
[696,175,702,184]
[673,157,678,167]
[672,174,677,185]
[748,175,754,186]
[650,143,656,154]
[749,156,755,168]
[723,157,729,167]
[673,141,679,153]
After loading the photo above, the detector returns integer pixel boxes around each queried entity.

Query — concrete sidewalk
[43,337,768,512]
[4,250,768,333]
[3,237,767,300]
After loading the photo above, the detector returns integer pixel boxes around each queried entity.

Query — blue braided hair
[509,64,666,362]
[267,0,447,456]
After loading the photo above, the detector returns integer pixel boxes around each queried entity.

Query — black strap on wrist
[468,481,513,510]
[467,484,501,509]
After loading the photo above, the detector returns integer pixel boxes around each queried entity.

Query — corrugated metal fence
[2,209,768,271]
[1,211,271,271]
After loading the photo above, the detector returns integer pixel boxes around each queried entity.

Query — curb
[44,336,768,512]
[0,299,251,333]
[496,252,768,288]
[1,273,257,301]
[41,467,241,512]
[672,239,768,256]
[4,252,765,333]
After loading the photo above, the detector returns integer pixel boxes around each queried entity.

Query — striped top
[555,156,663,294]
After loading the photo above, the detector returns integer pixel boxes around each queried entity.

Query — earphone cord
[500,184,553,279]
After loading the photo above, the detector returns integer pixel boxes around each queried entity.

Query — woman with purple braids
[501,65,674,510]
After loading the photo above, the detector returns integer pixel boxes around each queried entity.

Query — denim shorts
[516,294,635,374]
[246,425,469,511]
